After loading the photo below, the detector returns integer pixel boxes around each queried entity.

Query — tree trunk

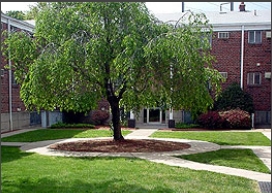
[108,96,124,141]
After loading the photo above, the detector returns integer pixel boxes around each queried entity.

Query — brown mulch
[49,139,191,153]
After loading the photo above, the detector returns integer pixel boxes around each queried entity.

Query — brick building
[1,13,35,132]
[153,5,271,127]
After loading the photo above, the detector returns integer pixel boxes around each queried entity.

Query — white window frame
[200,34,212,49]
[248,31,262,44]
[1,69,4,78]
[12,71,18,85]
[219,72,228,80]
[247,72,261,85]
[218,32,229,39]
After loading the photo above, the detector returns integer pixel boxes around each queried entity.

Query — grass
[151,131,271,146]
[1,129,132,142]
[176,149,271,174]
[1,146,261,193]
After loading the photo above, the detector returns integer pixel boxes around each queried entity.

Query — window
[247,72,261,85]
[1,69,4,78]
[218,32,229,39]
[219,72,228,80]
[12,71,18,86]
[248,31,262,44]
[200,33,212,49]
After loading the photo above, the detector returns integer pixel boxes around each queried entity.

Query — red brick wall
[243,31,271,111]
[1,22,27,113]
[211,30,271,112]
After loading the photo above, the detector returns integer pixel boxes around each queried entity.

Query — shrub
[50,122,95,129]
[213,82,254,114]
[91,110,110,125]
[198,109,251,130]
[175,122,200,129]
[219,109,251,129]
[197,111,225,129]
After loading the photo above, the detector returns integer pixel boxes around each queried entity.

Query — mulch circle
[49,139,191,153]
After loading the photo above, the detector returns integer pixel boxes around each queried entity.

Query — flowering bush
[198,109,251,129]
[219,109,251,129]
[197,111,225,129]
[91,110,110,125]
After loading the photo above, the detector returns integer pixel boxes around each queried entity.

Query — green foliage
[175,122,200,129]
[213,82,254,114]
[25,2,49,20]
[50,122,95,129]
[4,10,26,20]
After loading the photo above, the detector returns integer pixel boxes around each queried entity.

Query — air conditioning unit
[264,72,271,79]
[266,32,271,38]
[219,72,228,79]
[218,32,229,39]
[1,69,4,78]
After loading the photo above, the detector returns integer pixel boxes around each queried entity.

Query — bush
[219,109,251,129]
[213,82,254,114]
[197,109,251,129]
[175,122,200,129]
[51,122,95,129]
[91,110,110,125]
[197,111,225,129]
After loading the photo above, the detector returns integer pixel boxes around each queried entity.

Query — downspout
[240,25,245,89]
[7,18,13,131]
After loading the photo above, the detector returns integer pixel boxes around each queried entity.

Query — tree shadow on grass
[2,177,175,193]
[1,146,34,163]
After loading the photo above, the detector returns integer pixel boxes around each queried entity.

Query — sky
[1,2,271,14]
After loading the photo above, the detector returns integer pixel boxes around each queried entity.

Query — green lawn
[151,131,271,146]
[1,129,132,142]
[176,149,271,174]
[1,146,261,193]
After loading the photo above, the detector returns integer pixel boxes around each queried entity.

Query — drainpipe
[240,25,245,90]
[168,64,175,128]
[7,18,13,131]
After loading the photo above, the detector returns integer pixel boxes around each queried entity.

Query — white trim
[240,25,244,89]
[145,108,165,124]
[1,13,34,32]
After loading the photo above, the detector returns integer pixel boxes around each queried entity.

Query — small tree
[213,82,254,114]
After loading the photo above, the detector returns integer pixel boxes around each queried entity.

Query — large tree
[2,2,223,140]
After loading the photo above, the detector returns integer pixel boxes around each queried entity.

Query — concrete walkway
[1,128,271,187]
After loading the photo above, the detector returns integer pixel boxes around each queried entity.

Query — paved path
[1,128,271,191]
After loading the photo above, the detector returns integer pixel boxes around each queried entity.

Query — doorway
[143,108,165,124]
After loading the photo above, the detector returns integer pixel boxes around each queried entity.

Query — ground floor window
[247,72,261,86]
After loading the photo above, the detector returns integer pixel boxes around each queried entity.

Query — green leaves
[3,3,223,117]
